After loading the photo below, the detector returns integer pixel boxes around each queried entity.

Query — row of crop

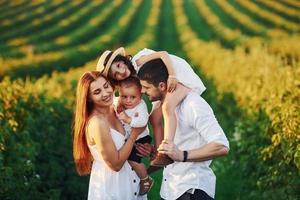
[0,0,44,23]
[0,0,50,57]
[182,0,216,42]
[0,0,296,56]
[0,0,68,36]
[194,0,246,47]
[122,0,160,52]
[153,0,183,54]
[34,1,119,54]
[0,0,118,59]
[23,1,105,46]
[283,0,300,9]
[184,0,300,63]
[0,1,85,58]
[205,0,259,37]
[0,1,106,58]
[214,0,288,38]
[2,0,299,61]
[193,0,288,48]
[0,0,29,19]
[173,0,300,199]
[0,0,142,79]
[236,0,300,32]
[42,0,124,53]
[226,0,276,28]
[0,1,85,44]
[256,0,300,22]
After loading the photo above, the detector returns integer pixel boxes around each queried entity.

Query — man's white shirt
[160,92,229,200]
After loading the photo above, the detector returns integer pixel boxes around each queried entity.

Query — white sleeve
[131,48,156,71]
[185,94,229,148]
[130,100,149,128]
[149,100,161,115]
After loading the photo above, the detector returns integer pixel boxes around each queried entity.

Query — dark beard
[147,93,162,102]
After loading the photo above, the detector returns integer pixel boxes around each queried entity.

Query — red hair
[73,71,106,175]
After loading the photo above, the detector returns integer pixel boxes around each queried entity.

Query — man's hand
[158,140,184,162]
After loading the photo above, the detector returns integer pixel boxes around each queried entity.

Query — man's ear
[158,82,167,91]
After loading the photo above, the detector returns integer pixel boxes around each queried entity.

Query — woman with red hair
[72,71,146,199]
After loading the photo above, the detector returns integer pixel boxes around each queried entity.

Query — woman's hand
[158,140,183,162]
[130,126,147,140]
[167,76,177,93]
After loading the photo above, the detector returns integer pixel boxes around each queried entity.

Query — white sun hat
[96,47,126,77]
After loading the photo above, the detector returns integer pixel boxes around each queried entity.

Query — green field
[0,0,299,199]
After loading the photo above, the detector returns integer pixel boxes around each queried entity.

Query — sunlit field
[0,0,299,199]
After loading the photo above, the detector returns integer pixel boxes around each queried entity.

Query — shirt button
[134,192,137,196]
[164,178,167,181]
[131,167,134,171]
[133,179,136,183]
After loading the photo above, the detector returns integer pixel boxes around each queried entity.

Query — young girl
[96,47,206,166]
[115,76,153,195]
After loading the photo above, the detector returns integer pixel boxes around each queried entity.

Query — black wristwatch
[183,150,188,162]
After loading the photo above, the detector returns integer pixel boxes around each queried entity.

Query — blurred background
[0,0,299,199]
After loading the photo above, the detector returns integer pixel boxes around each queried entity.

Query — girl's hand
[167,75,178,93]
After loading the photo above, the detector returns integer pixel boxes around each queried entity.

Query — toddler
[115,76,153,195]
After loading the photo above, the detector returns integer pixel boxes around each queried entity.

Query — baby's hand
[119,111,131,124]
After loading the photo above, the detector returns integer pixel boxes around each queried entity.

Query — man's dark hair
[118,75,142,90]
[137,59,168,87]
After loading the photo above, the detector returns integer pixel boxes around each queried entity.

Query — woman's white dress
[88,128,147,200]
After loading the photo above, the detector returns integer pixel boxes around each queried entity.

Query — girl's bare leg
[162,83,190,142]
[151,84,190,166]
